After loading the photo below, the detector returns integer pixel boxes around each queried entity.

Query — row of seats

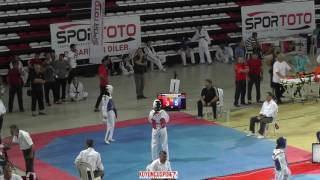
[143,24,222,38]
[141,13,229,26]
[0,0,50,5]
[0,33,19,40]
[0,41,50,52]
[0,21,29,29]
[106,2,238,17]
[0,8,50,18]
[116,0,191,7]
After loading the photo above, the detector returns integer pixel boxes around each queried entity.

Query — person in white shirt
[215,44,234,63]
[75,139,104,179]
[9,125,34,174]
[67,44,78,84]
[247,92,278,139]
[144,42,166,71]
[191,26,212,64]
[0,164,23,180]
[146,151,171,172]
[69,77,88,101]
[148,100,170,161]
[272,53,292,103]
[101,85,117,144]
[272,137,291,180]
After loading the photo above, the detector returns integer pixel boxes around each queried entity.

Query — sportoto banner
[50,16,141,62]
[89,0,105,64]
[241,1,315,39]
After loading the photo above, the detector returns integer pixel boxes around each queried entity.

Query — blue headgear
[276,137,287,149]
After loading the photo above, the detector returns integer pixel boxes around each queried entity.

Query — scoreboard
[157,93,186,110]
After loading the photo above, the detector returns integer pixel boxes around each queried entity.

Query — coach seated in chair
[197,79,219,120]
[247,92,278,139]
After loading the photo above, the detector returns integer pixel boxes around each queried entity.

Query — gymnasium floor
[3,61,320,179]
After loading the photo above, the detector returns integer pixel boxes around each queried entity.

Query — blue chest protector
[107,99,117,117]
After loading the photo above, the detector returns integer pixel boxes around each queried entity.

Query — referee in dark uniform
[197,79,219,119]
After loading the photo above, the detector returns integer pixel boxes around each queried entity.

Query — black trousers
[68,68,77,84]
[87,170,104,180]
[197,100,217,119]
[249,116,273,135]
[317,131,320,142]
[56,78,67,100]
[22,148,34,174]
[95,86,107,109]
[44,81,58,104]
[134,74,145,97]
[274,83,285,103]
[31,89,44,112]
[8,85,24,112]
[248,74,261,102]
[234,80,246,105]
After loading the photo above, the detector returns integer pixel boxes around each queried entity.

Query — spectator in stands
[69,77,88,101]
[45,50,56,63]
[75,139,104,179]
[313,24,320,56]
[178,37,195,66]
[144,42,166,71]
[53,54,68,103]
[9,56,26,83]
[43,58,58,106]
[29,64,45,116]
[245,32,260,59]
[197,79,219,120]
[133,48,147,99]
[10,124,35,174]
[215,44,234,64]
[0,164,23,180]
[247,92,278,139]
[235,40,245,59]
[234,57,249,107]
[7,60,24,112]
[120,54,134,75]
[26,53,42,87]
[67,44,78,84]
[247,53,263,104]
[191,26,212,64]
[94,56,110,112]
[272,53,292,104]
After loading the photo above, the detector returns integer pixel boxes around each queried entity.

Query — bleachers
[1,0,317,68]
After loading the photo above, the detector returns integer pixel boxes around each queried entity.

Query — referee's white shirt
[12,130,33,150]
[67,51,77,69]
[74,147,104,171]
[0,174,23,180]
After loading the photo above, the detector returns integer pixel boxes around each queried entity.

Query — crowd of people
[2,26,320,180]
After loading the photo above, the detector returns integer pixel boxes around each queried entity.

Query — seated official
[147,151,171,171]
[247,92,278,139]
[197,79,219,119]
[75,139,104,180]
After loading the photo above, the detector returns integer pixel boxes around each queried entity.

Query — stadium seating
[0,0,317,69]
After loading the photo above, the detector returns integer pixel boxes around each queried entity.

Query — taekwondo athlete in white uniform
[101,85,117,144]
[148,99,170,161]
[144,42,166,71]
[191,26,212,64]
[272,137,291,180]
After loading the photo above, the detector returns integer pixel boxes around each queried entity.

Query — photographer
[133,48,147,99]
